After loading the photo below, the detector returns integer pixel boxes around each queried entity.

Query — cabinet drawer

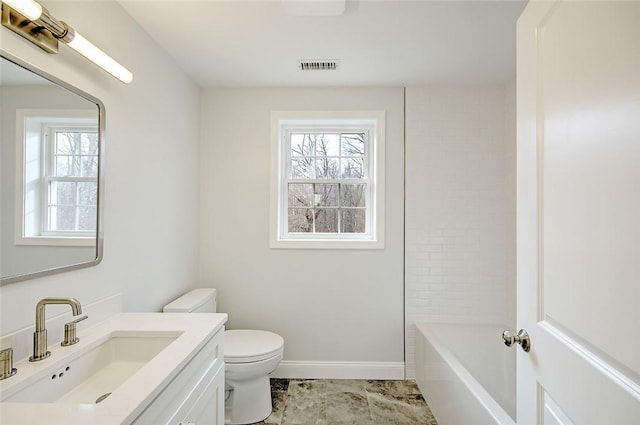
[132,329,224,425]
[172,362,224,425]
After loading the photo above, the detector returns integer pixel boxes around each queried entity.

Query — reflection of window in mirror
[16,109,98,246]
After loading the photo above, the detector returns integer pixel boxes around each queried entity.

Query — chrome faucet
[29,298,83,362]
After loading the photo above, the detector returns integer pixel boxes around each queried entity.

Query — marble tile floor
[251,379,439,425]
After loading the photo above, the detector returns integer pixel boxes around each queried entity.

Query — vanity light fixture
[1,0,133,83]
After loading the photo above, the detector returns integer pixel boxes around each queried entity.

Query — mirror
[0,52,104,284]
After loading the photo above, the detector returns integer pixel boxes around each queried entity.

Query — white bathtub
[415,323,516,425]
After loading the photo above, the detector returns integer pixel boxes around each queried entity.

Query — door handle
[502,329,531,352]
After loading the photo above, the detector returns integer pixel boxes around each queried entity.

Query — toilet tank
[162,288,217,313]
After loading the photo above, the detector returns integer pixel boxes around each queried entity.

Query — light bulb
[67,32,133,84]
[1,0,43,20]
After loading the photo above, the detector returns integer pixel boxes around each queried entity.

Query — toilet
[163,288,284,425]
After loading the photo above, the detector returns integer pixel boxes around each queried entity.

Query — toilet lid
[224,330,284,363]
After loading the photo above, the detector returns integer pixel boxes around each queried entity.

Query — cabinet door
[179,366,225,425]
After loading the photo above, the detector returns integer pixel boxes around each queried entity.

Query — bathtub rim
[416,322,516,425]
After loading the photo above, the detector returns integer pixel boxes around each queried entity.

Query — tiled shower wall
[404,86,516,378]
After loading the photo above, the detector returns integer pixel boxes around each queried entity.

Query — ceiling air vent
[298,60,338,71]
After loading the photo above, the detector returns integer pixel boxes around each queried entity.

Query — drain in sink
[95,392,112,403]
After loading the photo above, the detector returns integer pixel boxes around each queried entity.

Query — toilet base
[225,374,272,425]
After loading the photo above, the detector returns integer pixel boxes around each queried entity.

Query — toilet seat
[225,330,284,363]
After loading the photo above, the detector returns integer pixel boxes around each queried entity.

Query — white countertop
[0,312,227,425]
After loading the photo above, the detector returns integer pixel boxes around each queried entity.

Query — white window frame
[14,109,98,247]
[41,123,99,237]
[270,111,385,249]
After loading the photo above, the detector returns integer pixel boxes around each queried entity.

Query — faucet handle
[0,348,18,380]
[61,315,88,347]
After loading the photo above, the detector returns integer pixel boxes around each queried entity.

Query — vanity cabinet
[132,328,224,425]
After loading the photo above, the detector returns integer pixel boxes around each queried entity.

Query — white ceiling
[119,0,527,88]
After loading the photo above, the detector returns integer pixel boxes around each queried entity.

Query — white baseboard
[271,361,405,380]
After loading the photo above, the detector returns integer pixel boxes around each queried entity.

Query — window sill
[16,236,96,247]
[270,237,384,250]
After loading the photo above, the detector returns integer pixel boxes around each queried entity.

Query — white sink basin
[4,332,178,404]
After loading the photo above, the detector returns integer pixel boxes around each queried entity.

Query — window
[43,124,98,235]
[271,111,385,249]
[15,109,99,246]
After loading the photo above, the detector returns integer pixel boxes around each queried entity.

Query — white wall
[199,88,405,377]
[404,86,516,377]
[0,1,200,336]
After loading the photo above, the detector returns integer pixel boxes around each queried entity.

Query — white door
[516,1,640,424]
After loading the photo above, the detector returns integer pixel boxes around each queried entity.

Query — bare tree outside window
[287,132,367,234]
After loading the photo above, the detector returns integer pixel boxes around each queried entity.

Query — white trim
[271,360,405,380]
[14,236,95,247]
[270,110,386,250]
